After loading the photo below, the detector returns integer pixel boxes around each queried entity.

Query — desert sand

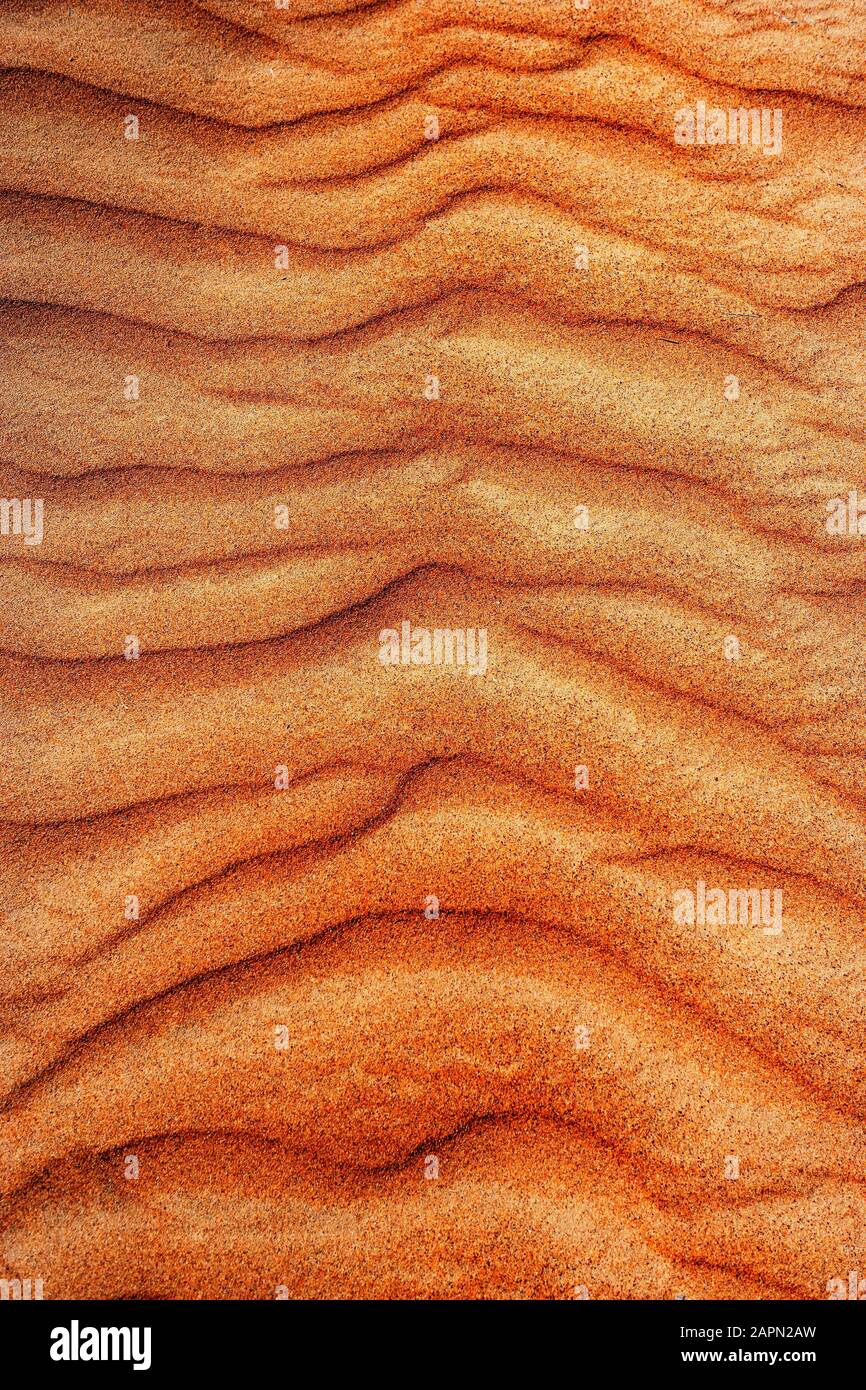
[1,0,865,1299]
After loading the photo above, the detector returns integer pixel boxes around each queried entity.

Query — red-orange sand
[1,0,866,1299]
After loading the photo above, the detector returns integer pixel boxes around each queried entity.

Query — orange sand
[1,0,865,1300]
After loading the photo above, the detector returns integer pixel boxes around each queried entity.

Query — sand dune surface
[1,0,865,1300]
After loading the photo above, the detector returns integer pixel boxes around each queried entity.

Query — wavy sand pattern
[1,0,865,1300]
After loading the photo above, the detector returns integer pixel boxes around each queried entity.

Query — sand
[0,0,865,1300]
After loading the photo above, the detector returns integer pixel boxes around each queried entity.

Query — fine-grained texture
[1,0,865,1301]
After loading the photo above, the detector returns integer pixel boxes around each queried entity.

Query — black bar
[2,1297,859,1375]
